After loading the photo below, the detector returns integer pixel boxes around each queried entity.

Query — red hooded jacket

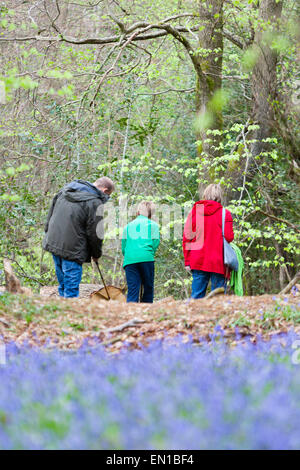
[182,200,234,276]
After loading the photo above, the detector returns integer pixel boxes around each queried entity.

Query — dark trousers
[191,270,226,299]
[125,262,155,303]
[52,254,82,298]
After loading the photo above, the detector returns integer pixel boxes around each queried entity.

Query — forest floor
[0,285,300,354]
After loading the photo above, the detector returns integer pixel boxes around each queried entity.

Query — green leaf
[5,167,15,176]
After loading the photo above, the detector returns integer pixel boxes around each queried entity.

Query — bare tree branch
[223,29,245,49]
[0,26,199,45]
[256,210,300,233]
[137,87,195,96]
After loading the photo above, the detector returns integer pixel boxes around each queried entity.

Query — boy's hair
[202,183,223,203]
[137,201,155,219]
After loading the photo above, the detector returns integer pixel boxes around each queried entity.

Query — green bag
[229,242,244,296]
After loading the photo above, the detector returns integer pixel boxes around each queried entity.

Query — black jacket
[43,180,108,264]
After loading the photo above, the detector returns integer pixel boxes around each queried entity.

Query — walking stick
[95,261,111,300]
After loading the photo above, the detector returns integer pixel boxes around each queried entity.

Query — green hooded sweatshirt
[122,215,160,268]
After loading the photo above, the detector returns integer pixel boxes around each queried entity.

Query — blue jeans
[52,255,83,298]
[191,270,226,299]
[125,262,154,303]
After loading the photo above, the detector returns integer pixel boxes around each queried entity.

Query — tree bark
[232,0,283,200]
[251,0,283,157]
[3,259,32,295]
[196,0,224,188]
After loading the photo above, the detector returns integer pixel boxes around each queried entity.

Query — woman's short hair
[137,201,155,219]
[202,184,223,203]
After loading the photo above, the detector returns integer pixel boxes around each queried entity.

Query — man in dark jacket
[43,177,115,298]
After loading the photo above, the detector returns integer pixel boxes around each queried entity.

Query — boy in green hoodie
[122,201,160,303]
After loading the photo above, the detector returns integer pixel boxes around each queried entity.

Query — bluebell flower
[291,285,298,296]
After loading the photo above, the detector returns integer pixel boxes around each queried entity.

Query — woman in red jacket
[183,184,234,298]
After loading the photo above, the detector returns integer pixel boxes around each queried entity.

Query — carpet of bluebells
[0,330,300,450]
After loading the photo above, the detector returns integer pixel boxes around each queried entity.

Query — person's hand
[185,266,191,272]
[92,257,99,264]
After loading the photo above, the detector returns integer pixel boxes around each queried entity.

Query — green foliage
[0,0,299,297]
[196,123,299,294]
[0,293,64,323]
[241,47,260,71]
[259,303,300,329]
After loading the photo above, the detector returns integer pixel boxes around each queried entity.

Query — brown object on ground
[205,287,225,299]
[0,317,10,327]
[3,259,32,295]
[91,285,126,302]
[279,272,300,295]
[106,318,146,333]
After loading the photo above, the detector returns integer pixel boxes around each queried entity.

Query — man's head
[93,177,115,196]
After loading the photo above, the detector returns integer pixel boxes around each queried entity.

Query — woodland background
[0,0,299,298]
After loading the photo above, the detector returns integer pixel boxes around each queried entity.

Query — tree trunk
[3,259,32,295]
[231,0,283,200]
[251,0,283,157]
[196,0,224,189]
